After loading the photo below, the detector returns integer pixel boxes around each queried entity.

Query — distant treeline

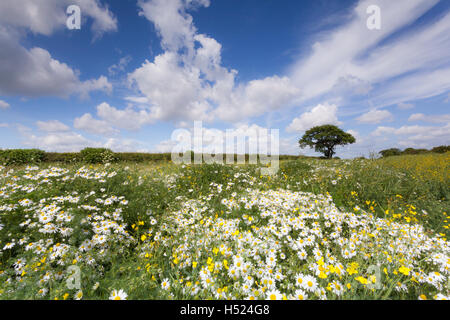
[379,145,450,158]
[0,148,306,165]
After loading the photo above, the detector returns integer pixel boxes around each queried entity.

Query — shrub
[115,153,172,162]
[431,145,450,154]
[44,152,80,163]
[0,149,46,165]
[402,148,429,155]
[80,148,117,164]
[379,148,402,158]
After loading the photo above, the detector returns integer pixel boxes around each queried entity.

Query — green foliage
[431,145,450,154]
[380,146,449,158]
[299,124,356,159]
[402,148,429,155]
[379,148,402,158]
[44,152,80,163]
[0,149,46,165]
[80,148,117,164]
[115,153,172,162]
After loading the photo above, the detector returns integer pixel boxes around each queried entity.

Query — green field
[0,153,449,300]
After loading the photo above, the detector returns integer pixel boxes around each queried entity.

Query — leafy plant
[80,148,117,164]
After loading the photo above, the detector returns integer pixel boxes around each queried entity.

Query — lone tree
[299,125,356,159]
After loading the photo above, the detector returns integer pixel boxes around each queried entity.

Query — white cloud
[108,56,132,76]
[0,99,10,109]
[371,126,397,137]
[124,96,149,104]
[36,120,70,132]
[96,102,154,131]
[373,67,450,108]
[408,113,450,124]
[131,0,450,127]
[154,139,178,153]
[0,0,116,98]
[0,28,112,97]
[371,123,450,148]
[16,123,91,152]
[156,122,281,155]
[130,0,300,124]
[103,138,149,152]
[0,123,8,128]
[16,122,147,152]
[286,103,341,133]
[129,51,212,122]
[289,0,449,108]
[138,0,210,54]
[23,131,94,152]
[0,0,117,38]
[74,102,158,134]
[356,109,393,124]
[74,113,118,136]
[213,76,300,122]
[397,102,414,110]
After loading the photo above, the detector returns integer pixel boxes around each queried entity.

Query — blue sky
[0,0,449,158]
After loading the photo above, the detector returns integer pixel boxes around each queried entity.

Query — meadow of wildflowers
[0,153,449,300]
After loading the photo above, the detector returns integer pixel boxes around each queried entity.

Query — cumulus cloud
[74,101,156,133]
[130,0,450,127]
[21,129,94,152]
[0,27,112,98]
[74,113,118,136]
[129,0,300,124]
[0,99,10,109]
[96,102,155,131]
[16,122,146,152]
[129,51,213,122]
[103,138,150,152]
[36,120,70,132]
[356,109,394,124]
[286,103,341,133]
[0,0,116,98]
[156,122,280,156]
[0,0,117,38]
[371,123,450,148]
[138,0,210,54]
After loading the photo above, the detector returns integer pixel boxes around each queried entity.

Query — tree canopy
[299,125,356,159]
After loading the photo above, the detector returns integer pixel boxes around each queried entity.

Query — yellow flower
[355,276,368,285]
[399,266,411,276]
